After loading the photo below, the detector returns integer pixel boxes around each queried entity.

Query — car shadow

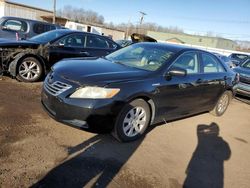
[183,122,231,188]
[31,125,159,188]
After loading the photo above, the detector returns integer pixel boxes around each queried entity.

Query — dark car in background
[233,58,250,97]
[229,53,249,66]
[0,16,62,40]
[41,43,237,142]
[0,29,120,82]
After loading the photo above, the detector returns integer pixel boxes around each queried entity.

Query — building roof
[2,0,53,13]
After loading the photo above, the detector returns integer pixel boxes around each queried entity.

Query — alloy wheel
[122,107,147,137]
[217,94,229,114]
[19,60,40,81]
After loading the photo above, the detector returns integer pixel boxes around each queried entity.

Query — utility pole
[139,11,147,25]
[138,11,147,34]
[53,0,56,24]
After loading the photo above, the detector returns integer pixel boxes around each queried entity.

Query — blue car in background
[233,58,250,97]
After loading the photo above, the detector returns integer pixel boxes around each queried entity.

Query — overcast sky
[12,0,250,41]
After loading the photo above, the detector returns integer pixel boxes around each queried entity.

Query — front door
[49,33,88,65]
[156,51,205,120]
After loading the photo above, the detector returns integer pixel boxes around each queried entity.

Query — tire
[210,91,232,116]
[112,99,151,142]
[16,57,43,82]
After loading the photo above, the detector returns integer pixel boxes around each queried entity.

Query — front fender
[8,53,27,77]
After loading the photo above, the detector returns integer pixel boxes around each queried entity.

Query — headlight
[70,87,120,99]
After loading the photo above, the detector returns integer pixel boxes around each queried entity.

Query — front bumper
[41,81,124,132]
[235,82,250,97]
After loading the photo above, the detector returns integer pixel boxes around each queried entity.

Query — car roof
[1,16,59,26]
[135,42,202,53]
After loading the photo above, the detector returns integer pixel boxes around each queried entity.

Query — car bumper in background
[235,82,250,97]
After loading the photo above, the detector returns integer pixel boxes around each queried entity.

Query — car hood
[233,67,250,76]
[0,39,41,48]
[53,57,151,86]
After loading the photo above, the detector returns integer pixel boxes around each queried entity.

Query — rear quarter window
[202,53,226,73]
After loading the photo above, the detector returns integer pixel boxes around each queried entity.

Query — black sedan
[233,58,250,97]
[41,43,237,142]
[0,29,120,82]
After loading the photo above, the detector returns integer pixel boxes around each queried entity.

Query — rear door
[157,51,205,119]
[199,52,228,110]
[49,33,87,64]
[84,34,118,57]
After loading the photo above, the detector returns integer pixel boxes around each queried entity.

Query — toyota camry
[41,43,237,142]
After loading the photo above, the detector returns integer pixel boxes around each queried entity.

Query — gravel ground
[0,76,250,188]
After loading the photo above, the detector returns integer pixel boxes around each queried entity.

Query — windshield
[106,44,174,71]
[241,59,250,69]
[29,30,67,43]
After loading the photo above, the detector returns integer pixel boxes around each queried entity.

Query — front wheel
[112,99,151,142]
[210,91,232,116]
[16,57,43,82]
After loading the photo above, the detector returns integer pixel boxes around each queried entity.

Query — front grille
[239,76,250,85]
[44,80,72,96]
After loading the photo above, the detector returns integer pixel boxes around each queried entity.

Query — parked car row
[212,52,250,98]
[0,24,246,142]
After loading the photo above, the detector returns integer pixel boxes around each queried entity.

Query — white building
[0,0,125,40]
[65,21,125,40]
[0,0,53,21]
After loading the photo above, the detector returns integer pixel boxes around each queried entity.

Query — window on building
[3,19,27,32]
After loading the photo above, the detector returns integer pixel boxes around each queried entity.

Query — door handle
[80,51,90,56]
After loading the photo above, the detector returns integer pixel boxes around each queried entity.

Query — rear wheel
[16,57,43,82]
[210,91,232,116]
[112,99,151,142]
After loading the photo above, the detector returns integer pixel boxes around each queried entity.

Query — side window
[86,35,109,48]
[3,19,27,32]
[57,34,85,48]
[171,52,199,74]
[202,53,225,73]
[108,40,118,49]
[34,24,56,34]
[34,23,45,34]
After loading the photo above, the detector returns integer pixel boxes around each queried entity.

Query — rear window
[2,19,27,32]
[33,23,56,34]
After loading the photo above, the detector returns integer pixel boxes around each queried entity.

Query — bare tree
[57,5,105,24]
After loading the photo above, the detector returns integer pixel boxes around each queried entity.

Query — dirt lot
[0,76,250,188]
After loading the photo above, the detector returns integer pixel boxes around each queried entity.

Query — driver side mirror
[54,42,65,48]
[165,68,187,80]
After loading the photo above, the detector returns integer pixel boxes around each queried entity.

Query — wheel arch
[8,53,46,77]
[127,95,156,125]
